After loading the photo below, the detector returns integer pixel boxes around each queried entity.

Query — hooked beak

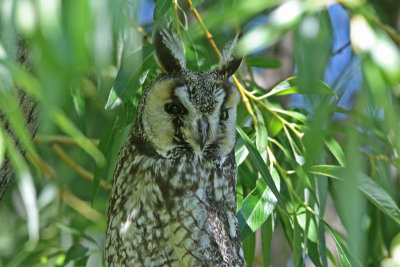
[196,116,209,150]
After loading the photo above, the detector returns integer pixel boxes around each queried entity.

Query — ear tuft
[154,29,186,74]
[217,34,243,77]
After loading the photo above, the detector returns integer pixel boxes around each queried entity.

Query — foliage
[1,0,400,266]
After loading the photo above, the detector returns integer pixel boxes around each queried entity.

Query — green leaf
[242,231,255,266]
[190,0,204,10]
[154,0,173,24]
[235,141,248,166]
[263,77,336,98]
[261,216,273,266]
[64,244,88,264]
[92,106,133,202]
[325,138,345,167]
[323,222,363,267]
[237,127,285,205]
[246,56,281,69]
[358,175,400,224]
[254,105,268,155]
[5,62,43,101]
[51,108,105,167]
[240,170,279,231]
[237,211,253,241]
[293,214,303,266]
[110,45,155,108]
[309,165,343,180]
[72,87,86,133]
[266,115,283,137]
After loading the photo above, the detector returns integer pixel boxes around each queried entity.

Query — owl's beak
[196,116,209,150]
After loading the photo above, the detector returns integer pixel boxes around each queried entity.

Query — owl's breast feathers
[106,136,245,266]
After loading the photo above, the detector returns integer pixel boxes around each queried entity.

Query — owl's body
[106,31,244,266]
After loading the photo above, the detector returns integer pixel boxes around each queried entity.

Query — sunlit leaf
[239,168,279,231]
[254,105,268,155]
[325,138,346,167]
[263,77,336,98]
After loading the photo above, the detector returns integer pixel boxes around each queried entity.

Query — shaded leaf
[358,175,400,224]
[309,165,342,180]
[92,107,133,202]
[246,56,281,69]
[242,232,255,266]
[261,212,273,266]
[190,0,204,10]
[323,222,363,267]
[64,243,88,264]
[51,108,105,167]
[109,45,156,108]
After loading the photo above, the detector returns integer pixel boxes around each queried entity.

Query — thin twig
[52,144,111,191]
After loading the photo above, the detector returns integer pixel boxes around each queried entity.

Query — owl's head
[134,30,242,160]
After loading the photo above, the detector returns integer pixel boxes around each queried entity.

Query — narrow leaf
[240,174,278,231]
[237,127,284,205]
[325,138,345,167]
[242,232,255,266]
[190,0,204,10]
[358,175,400,224]
[261,216,273,266]
[309,165,343,180]
[323,222,363,267]
[51,109,105,167]
[110,45,155,107]
[264,77,336,98]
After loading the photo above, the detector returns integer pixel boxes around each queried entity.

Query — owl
[105,29,244,267]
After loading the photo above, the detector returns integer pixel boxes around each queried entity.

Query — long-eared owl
[105,29,245,266]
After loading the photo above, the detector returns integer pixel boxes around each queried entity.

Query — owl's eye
[165,103,185,115]
[220,109,229,121]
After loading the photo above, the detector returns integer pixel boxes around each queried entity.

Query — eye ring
[164,103,185,115]
[220,109,229,121]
